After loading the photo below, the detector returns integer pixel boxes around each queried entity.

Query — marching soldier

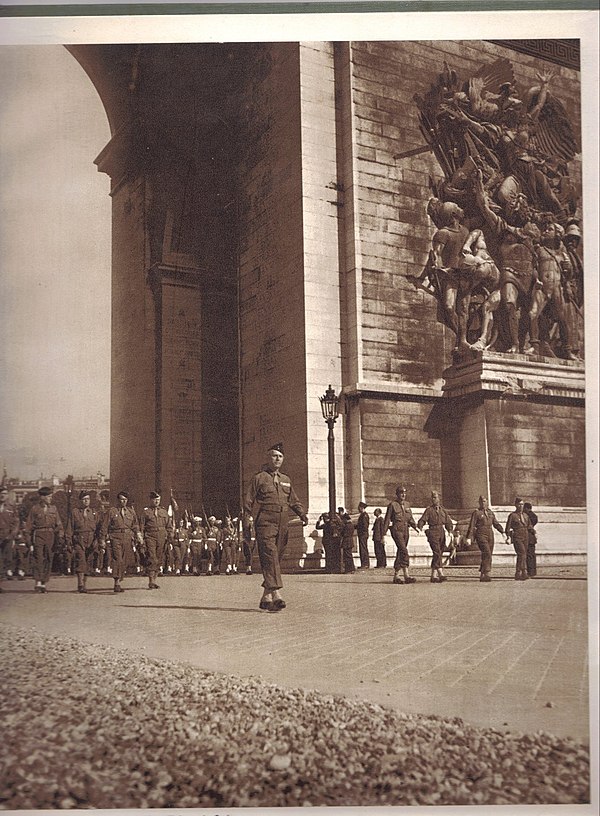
[172,518,188,576]
[221,515,237,575]
[188,517,205,575]
[466,495,507,582]
[244,442,308,611]
[383,486,419,585]
[205,516,222,576]
[67,490,103,594]
[417,490,454,583]
[140,491,174,589]
[505,497,533,581]
[24,486,64,593]
[100,491,142,593]
[0,486,19,591]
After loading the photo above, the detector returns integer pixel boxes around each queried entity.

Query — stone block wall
[485,397,585,507]
[344,40,582,511]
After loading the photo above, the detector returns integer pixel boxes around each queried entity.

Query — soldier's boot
[77,573,87,593]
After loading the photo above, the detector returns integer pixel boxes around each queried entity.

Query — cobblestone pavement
[0,564,590,742]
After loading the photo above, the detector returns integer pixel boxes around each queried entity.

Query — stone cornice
[442,350,585,401]
[341,381,444,401]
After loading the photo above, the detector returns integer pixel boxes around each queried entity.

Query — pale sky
[0,44,111,480]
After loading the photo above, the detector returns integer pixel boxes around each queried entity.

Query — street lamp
[319,385,340,519]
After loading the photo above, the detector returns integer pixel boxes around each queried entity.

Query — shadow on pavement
[118,604,263,613]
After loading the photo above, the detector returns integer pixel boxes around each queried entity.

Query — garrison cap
[38,486,52,496]
[79,490,91,500]
[268,442,284,454]
[149,491,161,499]
[358,502,367,510]
[117,491,129,499]
[479,495,486,501]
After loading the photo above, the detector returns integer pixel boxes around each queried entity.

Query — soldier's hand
[300,514,309,526]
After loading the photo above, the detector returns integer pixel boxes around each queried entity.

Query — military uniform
[524,507,538,577]
[505,509,532,580]
[372,513,386,568]
[205,521,222,575]
[172,525,188,575]
[316,513,342,574]
[100,502,141,590]
[340,516,356,574]
[383,499,418,572]
[418,503,454,576]
[188,523,205,575]
[68,504,103,591]
[244,465,307,592]
[24,496,64,591]
[356,508,370,568]
[466,506,505,579]
[140,502,174,588]
[0,494,20,589]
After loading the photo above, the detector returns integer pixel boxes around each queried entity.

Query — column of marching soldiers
[1,481,539,594]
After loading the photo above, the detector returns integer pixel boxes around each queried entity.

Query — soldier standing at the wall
[417,491,454,584]
[24,486,64,593]
[68,490,102,594]
[340,513,356,574]
[0,486,19,591]
[244,442,308,612]
[188,517,205,575]
[505,498,533,581]
[383,486,419,585]
[356,502,370,569]
[100,491,142,593]
[523,501,539,578]
[372,508,387,568]
[465,495,507,582]
[221,515,237,574]
[140,491,174,589]
[315,511,343,574]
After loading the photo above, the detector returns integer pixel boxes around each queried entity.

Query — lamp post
[319,385,340,520]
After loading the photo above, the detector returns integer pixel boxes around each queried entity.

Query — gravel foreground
[0,625,590,809]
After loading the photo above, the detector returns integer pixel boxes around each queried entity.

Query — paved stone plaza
[0,565,590,743]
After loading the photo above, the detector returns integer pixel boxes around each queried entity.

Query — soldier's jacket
[466,508,504,541]
[100,505,140,542]
[383,500,418,534]
[173,528,189,546]
[244,468,306,519]
[205,524,222,548]
[417,505,454,534]
[67,506,103,547]
[0,500,20,541]
[356,511,370,536]
[372,515,385,542]
[139,506,174,542]
[24,502,64,545]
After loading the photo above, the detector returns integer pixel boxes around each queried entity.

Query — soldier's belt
[258,504,285,512]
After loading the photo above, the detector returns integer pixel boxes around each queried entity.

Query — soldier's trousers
[109,537,126,581]
[0,538,12,580]
[31,531,54,583]
[73,534,95,574]
[221,541,234,567]
[391,527,410,570]
[358,534,370,568]
[476,533,494,575]
[373,538,387,568]
[527,531,537,576]
[426,528,445,571]
[512,531,528,577]
[341,542,355,573]
[255,508,288,591]
[243,539,256,569]
[172,544,184,572]
[323,536,341,573]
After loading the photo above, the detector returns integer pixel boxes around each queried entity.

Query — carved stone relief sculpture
[410,57,583,360]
